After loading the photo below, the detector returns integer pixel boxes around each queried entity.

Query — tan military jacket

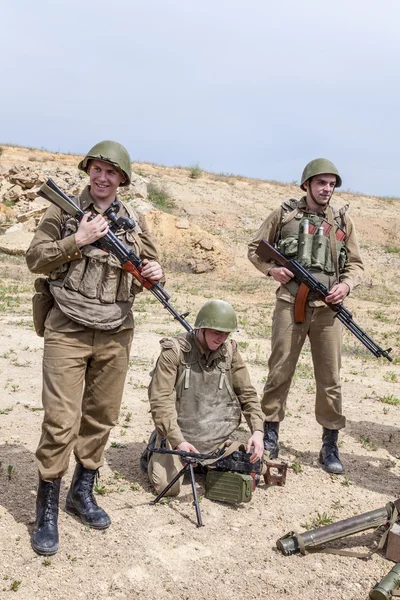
[149,331,264,451]
[248,197,364,306]
[26,186,161,332]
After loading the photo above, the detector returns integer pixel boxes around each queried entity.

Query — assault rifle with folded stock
[255,239,393,361]
[37,179,193,333]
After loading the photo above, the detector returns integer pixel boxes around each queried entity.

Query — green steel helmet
[78,140,132,186]
[194,300,238,332]
[300,158,342,191]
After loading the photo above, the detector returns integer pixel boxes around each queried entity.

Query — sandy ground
[0,147,400,599]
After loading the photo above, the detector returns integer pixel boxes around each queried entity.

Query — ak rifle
[256,239,393,361]
[37,179,193,333]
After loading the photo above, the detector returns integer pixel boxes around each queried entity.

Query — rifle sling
[294,283,310,323]
[199,441,243,467]
[327,206,339,281]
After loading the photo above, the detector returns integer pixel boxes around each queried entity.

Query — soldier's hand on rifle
[176,441,199,463]
[75,213,109,247]
[325,282,350,305]
[247,430,264,463]
[270,266,294,284]
[141,259,163,283]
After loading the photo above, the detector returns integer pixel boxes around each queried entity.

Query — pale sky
[1,0,399,196]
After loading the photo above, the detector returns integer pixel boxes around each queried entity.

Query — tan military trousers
[37,327,133,480]
[262,299,345,430]
[148,433,182,496]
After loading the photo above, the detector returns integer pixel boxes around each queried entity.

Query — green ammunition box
[205,470,253,504]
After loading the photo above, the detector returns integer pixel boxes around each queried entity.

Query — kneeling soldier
[143,299,264,496]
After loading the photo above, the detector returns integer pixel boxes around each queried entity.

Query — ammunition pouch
[32,277,54,337]
[277,215,348,276]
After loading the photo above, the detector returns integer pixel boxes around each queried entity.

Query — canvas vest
[161,332,242,454]
[49,189,144,330]
[276,198,348,297]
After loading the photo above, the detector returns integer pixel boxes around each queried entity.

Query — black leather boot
[263,422,280,459]
[319,428,344,474]
[32,477,61,556]
[65,463,111,529]
[140,430,157,472]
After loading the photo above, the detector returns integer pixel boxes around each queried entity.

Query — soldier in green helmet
[142,299,264,496]
[26,140,163,555]
[248,158,364,475]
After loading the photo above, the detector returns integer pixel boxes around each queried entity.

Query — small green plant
[341,476,352,487]
[9,580,21,592]
[374,310,389,322]
[294,362,313,380]
[291,461,303,474]
[385,245,400,254]
[331,499,345,510]
[300,520,313,530]
[124,412,132,423]
[380,394,400,405]
[130,482,142,491]
[94,481,106,495]
[0,407,13,415]
[147,182,175,212]
[110,441,125,448]
[312,512,334,527]
[383,371,398,383]
[160,497,171,505]
[42,558,52,566]
[188,164,202,179]
[7,465,15,480]
[359,434,377,451]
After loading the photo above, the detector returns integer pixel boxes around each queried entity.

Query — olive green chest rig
[276,198,348,297]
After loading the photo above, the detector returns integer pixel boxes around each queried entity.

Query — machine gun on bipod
[149,441,286,527]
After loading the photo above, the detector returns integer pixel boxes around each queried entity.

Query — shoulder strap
[327,206,339,280]
[275,199,301,243]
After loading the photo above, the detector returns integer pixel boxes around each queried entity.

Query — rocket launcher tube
[277,503,396,556]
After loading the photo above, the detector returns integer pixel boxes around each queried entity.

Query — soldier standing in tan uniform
[26,140,163,555]
[142,299,264,496]
[248,159,364,475]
